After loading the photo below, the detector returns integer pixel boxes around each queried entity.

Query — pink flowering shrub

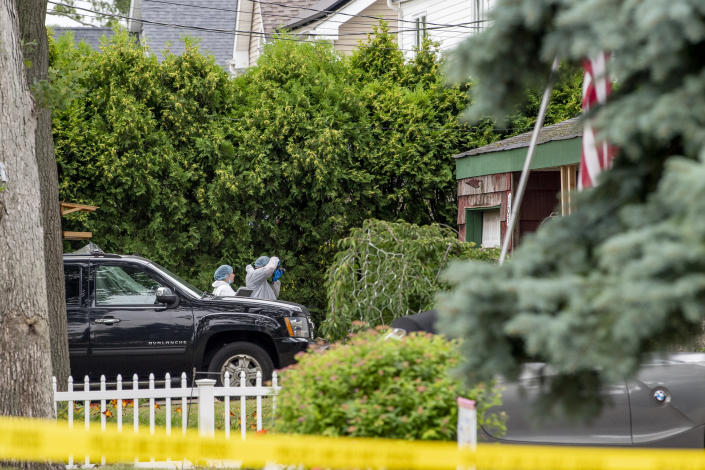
[275,327,504,440]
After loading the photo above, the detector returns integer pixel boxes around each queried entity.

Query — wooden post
[560,164,578,215]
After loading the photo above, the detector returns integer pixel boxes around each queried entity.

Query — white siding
[396,0,494,56]
[249,4,264,67]
[335,0,397,54]
[291,0,397,56]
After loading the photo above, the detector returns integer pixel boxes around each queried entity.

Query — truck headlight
[285,316,311,338]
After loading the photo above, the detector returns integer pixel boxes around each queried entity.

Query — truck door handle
[95,318,121,325]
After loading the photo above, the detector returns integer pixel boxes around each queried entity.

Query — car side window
[65,265,81,305]
[95,265,164,306]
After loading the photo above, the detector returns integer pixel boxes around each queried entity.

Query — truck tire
[207,342,274,387]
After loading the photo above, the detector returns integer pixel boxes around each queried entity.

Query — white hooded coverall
[245,256,281,301]
[212,280,236,297]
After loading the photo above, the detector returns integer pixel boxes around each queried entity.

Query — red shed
[453,118,582,250]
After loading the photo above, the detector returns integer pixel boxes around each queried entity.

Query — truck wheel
[208,342,274,387]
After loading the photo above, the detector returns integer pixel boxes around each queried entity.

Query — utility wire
[46,6,418,53]
[48,1,485,38]
[46,0,483,53]
[176,1,484,38]
[143,0,400,28]
[141,0,489,31]
[248,0,486,30]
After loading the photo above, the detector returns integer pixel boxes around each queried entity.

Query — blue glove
[272,267,284,282]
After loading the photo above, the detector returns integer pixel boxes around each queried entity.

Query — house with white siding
[231,0,321,73]
[232,0,399,71]
[390,0,493,56]
[128,0,493,75]
[281,0,398,56]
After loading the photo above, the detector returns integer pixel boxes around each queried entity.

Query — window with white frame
[414,15,427,48]
[465,207,501,248]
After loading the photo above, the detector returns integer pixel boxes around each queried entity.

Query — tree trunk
[0,0,54,424]
[16,0,71,387]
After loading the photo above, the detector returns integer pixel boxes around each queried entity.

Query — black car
[63,248,314,386]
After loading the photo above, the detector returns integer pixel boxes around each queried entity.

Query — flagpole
[499,57,560,265]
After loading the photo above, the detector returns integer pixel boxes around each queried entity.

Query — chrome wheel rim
[220,354,262,386]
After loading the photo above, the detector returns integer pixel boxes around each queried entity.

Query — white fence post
[240,372,247,440]
[224,372,231,439]
[457,397,477,470]
[457,397,477,449]
[196,378,216,436]
[83,376,90,467]
[52,376,57,417]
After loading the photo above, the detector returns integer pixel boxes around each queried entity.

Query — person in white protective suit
[212,264,237,296]
[245,255,283,301]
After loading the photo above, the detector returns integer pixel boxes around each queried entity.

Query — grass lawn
[56,397,275,433]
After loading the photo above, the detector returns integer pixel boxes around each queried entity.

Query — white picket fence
[53,371,279,467]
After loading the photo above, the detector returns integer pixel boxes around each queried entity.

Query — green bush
[322,219,499,341]
[275,328,504,440]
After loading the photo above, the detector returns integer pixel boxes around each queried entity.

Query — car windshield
[148,261,207,298]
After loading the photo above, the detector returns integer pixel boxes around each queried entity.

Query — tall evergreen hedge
[51,26,580,326]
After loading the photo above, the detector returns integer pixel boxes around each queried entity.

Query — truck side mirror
[156,286,179,308]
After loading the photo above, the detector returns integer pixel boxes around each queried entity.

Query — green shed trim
[456,137,581,180]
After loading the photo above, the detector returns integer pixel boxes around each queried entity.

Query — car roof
[63,252,150,262]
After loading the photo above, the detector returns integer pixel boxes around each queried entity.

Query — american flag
[578,53,616,189]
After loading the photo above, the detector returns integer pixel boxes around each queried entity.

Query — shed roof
[453,117,582,159]
[52,27,114,50]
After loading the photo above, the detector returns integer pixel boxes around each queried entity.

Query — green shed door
[465,209,483,245]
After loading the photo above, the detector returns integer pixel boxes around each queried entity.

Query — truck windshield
[149,261,206,298]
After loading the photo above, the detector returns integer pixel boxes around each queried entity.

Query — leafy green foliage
[275,328,504,440]
[184,28,500,320]
[52,30,252,288]
[506,63,583,134]
[323,219,498,342]
[50,22,580,326]
[439,0,705,416]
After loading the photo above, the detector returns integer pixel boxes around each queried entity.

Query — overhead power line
[48,0,483,38]
[141,0,489,31]
[45,3,418,53]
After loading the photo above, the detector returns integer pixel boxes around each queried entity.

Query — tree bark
[0,0,54,423]
[16,0,71,387]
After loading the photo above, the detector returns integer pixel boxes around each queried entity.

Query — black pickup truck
[63,249,314,386]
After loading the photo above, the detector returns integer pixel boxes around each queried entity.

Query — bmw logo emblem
[653,389,668,403]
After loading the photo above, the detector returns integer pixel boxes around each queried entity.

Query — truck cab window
[65,265,81,305]
[96,265,164,305]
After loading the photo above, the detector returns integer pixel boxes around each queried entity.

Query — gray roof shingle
[453,117,582,159]
[260,0,322,35]
[52,27,115,50]
[139,0,238,71]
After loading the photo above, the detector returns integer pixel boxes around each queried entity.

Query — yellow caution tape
[1,416,705,469]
